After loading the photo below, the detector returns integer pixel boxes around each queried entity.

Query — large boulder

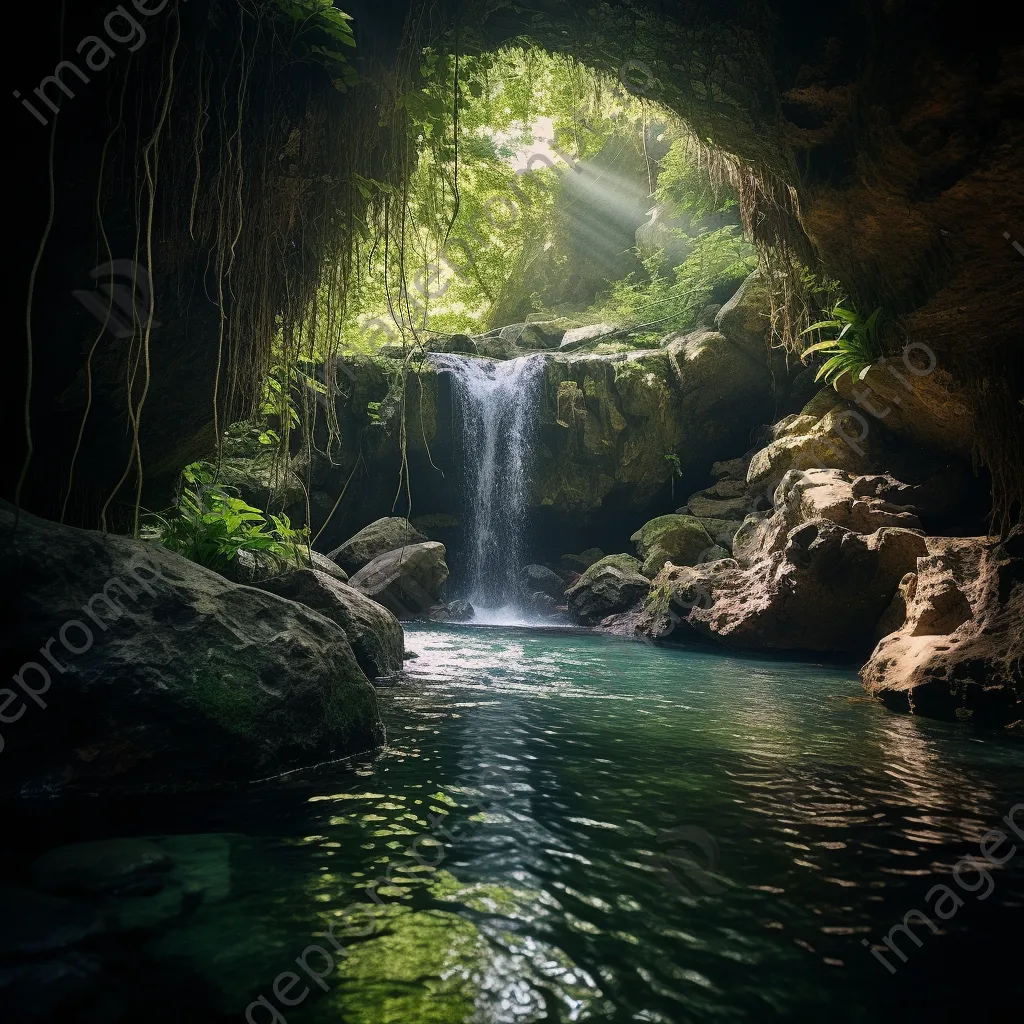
[218,547,348,587]
[714,268,771,357]
[327,517,427,575]
[347,541,449,619]
[530,325,778,524]
[566,554,650,625]
[0,504,383,795]
[256,568,404,679]
[861,536,1023,727]
[521,564,566,600]
[638,521,928,653]
[631,514,730,578]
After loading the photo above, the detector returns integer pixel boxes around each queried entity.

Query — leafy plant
[261,361,331,430]
[576,226,757,344]
[801,302,885,389]
[147,463,310,573]
[269,1,358,91]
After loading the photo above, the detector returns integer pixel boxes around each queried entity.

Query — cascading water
[431,353,546,623]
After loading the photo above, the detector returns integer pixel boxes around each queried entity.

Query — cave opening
[1,4,1022,1021]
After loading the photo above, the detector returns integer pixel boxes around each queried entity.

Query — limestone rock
[862,537,1023,727]
[712,453,753,481]
[559,323,621,349]
[697,544,732,564]
[732,468,923,566]
[685,492,752,520]
[875,572,917,639]
[638,521,927,653]
[745,396,876,489]
[566,554,650,625]
[348,541,449,619]
[256,568,404,678]
[0,504,383,794]
[327,517,427,575]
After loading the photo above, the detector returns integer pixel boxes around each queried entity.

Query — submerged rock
[256,568,404,678]
[327,516,427,575]
[862,536,1023,727]
[526,591,567,620]
[566,554,649,625]
[0,887,103,955]
[32,839,172,896]
[348,541,449,619]
[0,503,383,793]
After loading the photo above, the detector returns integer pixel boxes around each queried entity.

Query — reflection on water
[10,626,1024,1022]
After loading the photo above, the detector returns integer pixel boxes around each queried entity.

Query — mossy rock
[574,552,643,587]
[565,554,650,625]
[630,514,723,578]
[328,517,428,575]
[0,503,384,794]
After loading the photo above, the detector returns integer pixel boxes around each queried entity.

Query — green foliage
[269,1,358,91]
[147,463,310,574]
[655,138,737,215]
[261,361,330,431]
[581,226,756,343]
[800,301,885,389]
[327,47,655,352]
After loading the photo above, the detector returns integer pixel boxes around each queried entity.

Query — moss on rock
[631,514,727,578]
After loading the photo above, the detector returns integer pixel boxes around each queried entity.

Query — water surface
[10,626,1024,1023]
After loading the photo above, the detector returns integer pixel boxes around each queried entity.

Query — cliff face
[297,270,809,556]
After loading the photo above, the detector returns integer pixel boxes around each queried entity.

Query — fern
[800,302,885,389]
[147,463,310,573]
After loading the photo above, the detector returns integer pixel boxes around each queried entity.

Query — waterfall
[431,353,545,623]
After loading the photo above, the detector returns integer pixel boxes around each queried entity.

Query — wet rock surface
[566,554,650,625]
[327,517,427,575]
[348,541,450,620]
[256,568,405,679]
[0,503,383,795]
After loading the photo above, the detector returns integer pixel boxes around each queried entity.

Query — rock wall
[298,272,811,561]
